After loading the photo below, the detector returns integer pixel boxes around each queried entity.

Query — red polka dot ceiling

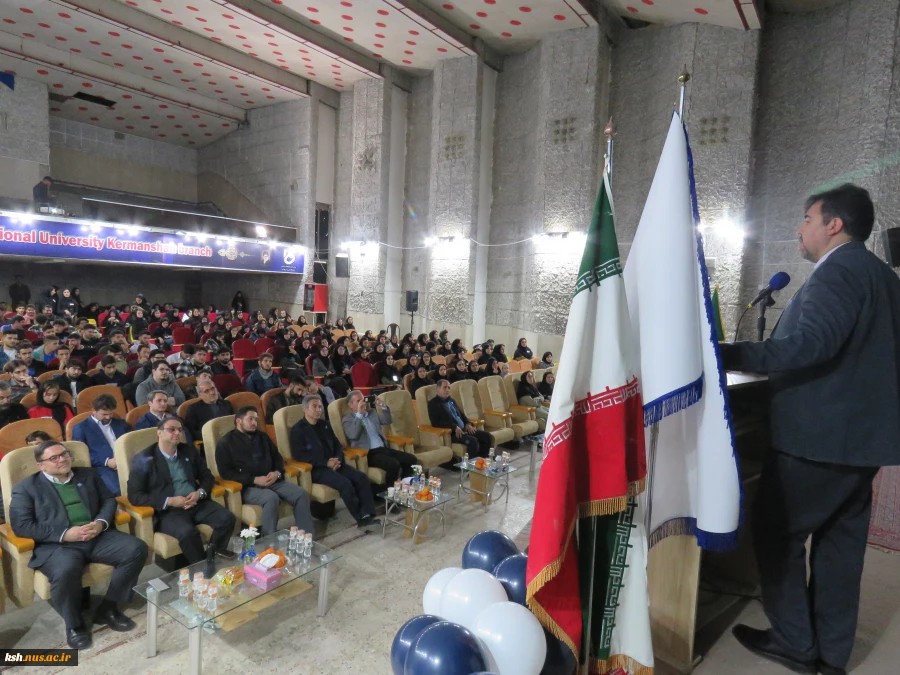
[605,0,760,30]
[0,0,756,148]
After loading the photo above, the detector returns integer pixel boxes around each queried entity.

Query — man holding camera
[342,390,416,488]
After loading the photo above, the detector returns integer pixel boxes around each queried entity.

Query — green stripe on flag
[712,285,726,341]
[575,177,622,298]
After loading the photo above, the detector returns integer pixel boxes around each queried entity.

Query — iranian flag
[527,175,654,674]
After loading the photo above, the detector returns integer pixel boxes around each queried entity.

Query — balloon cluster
[390,530,578,675]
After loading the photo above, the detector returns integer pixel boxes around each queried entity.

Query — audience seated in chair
[28,380,74,435]
[8,440,147,650]
[290,395,378,528]
[215,406,313,536]
[265,373,306,424]
[126,415,235,563]
[5,359,38,402]
[428,379,492,458]
[53,359,93,398]
[90,355,129,387]
[342,390,415,487]
[0,380,28,429]
[71,394,130,496]
[209,348,237,376]
[135,360,185,407]
[184,381,232,442]
[244,352,281,396]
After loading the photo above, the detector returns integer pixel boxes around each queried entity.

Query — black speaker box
[335,256,350,278]
[405,290,419,313]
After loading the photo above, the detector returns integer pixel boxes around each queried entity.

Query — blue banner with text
[0,213,303,275]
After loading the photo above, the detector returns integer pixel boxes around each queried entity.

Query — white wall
[316,102,336,206]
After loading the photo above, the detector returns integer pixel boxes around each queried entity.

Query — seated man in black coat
[289,395,378,528]
[126,416,235,563]
[52,359,92,398]
[184,380,233,442]
[215,406,313,536]
[0,380,28,429]
[427,379,492,458]
[9,440,148,650]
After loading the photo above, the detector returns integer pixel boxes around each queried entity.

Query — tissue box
[244,562,283,591]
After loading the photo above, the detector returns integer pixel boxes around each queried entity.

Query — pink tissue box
[244,562,282,591]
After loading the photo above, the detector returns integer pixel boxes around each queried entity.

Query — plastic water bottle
[462,452,469,467]
[179,569,190,598]
[192,572,204,595]
[196,582,208,611]
[289,527,299,554]
[303,532,312,559]
[207,584,218,613]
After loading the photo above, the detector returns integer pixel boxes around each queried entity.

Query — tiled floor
[1,444,899,675]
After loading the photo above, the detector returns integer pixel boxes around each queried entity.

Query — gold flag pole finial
[604,117,616,181]
[677,67,690,116]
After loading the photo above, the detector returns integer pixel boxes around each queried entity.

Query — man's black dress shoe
[732,625,816,674]
[66,627,92,650]
[93,606,136,632]
[817,661,846,675]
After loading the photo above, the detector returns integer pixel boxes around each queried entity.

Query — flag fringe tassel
[642,374,703,427]
[589,654,654,675]
[527,479,647,663]
[649,515,739,551]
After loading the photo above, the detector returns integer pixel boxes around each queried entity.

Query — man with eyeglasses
[216,406,313,536]
[71,394,130,496]
[8,440,148,650]
[184,381,232,442]
[127,416,235,563]
[0,381,28,429]
[135,360,186,407]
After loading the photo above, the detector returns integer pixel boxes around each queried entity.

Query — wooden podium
[648,372,770,673]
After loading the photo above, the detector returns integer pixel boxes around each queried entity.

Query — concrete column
[384,86,409,330]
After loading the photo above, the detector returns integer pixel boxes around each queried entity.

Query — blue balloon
[541,628,577,675]
[391,615,442,675]
[404,621,490,675]
[492,552,528,606]
[462,530,519,573]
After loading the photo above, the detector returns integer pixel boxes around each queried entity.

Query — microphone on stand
[748,271,791,308]
[733,271,791,342]
[754,271,791,341]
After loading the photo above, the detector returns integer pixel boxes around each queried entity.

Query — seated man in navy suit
[8,440,148,650]
[126,416,235,563]
[71,394,130,496]
[290,395,378,528]
[134,390,193,444]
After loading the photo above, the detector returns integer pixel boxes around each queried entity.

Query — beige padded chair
[272,405,340,506]
[504,373,547,432]
[0,441,132,609]
[19,390,73,410]
[326,399,385,486]
[379,390,453,471]
[0,418,64,454]
[202,415,299,533]
[114,429,226,563]
[478,375,539,438]
[125,404,150,428]
[414,384,466,459]
[450,379,515,447]
[75,385,127,416]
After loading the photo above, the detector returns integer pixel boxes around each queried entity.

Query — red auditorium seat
[212,374,243,398]
[254,338,275,355]
[172,327,195,346]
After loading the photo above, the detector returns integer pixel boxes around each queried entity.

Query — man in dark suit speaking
[9,441,148,650]
[720,184,900,675]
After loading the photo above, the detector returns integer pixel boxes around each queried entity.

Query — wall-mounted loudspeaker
[335,256,350,278]
[405,290,419,313]
[883,228,900,267]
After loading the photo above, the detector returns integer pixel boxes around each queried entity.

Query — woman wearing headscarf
[485,357,502,378]
[71,287,85,314]
[428,330,440,344]
[28,380,74,434]
[331,344,355,389]
[514,338,533,361]
[437,341,453,357]
[380,354,402,386]
[432,363,449,382]
[537,351,554,369]
[296,338,314,366]
[451,339,465,355]
[82,302,101,322]
[408,365,435,397]
[516,370,548,429]
[449,359,469,383]
[312,345,349,396]
[231,291,246,313]
[371,342,387,363]
[420,352,433,371]
[538,370,555,400]
[478,345,494,366]
[334,318,346,331]
[401,354,419,378]
[56,289,78,319]
[399,343,413,360]
[128,307,149,336]
[493,344,509,364]
[297,315,309,327]
[102,308,121,328]
[467,359,483,382]
[344,316,356,330]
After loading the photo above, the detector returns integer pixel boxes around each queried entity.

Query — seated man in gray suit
[9,440,148,650]
[341,390,415,488]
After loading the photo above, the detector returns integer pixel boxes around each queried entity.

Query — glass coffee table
[456,460,518,508]
[379,489,455,545]
[135,530,340,675]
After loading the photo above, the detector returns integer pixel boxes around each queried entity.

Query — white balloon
[474,601,547,675]
[439,569,509,632]
[422,566,463,616]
